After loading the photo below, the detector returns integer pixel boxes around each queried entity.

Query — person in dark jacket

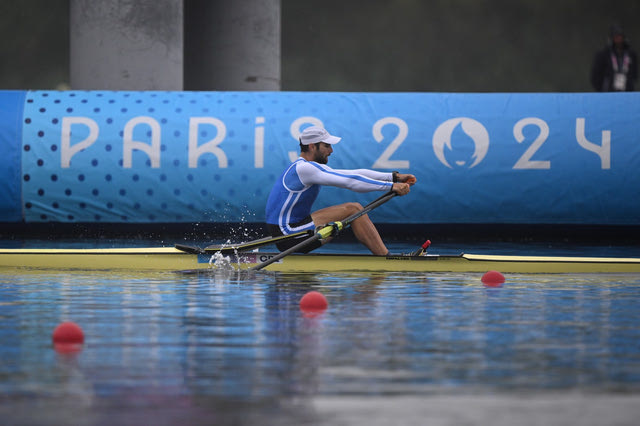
[591,24,638,91]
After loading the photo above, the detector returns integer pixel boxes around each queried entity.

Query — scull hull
[1,247,640,273]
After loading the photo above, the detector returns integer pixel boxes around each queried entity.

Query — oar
[203,230,313,254]
[175,190,400,256]
[176,178,411,257]
[251,190,397,271]
[175,230,313,255]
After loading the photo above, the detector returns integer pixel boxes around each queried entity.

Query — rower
[264,126,416,255]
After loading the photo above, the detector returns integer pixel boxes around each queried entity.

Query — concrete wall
[184,0,281,90]
[70,0,183,90]
[70,0,281,91]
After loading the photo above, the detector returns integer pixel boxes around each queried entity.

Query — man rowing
[265,126,416,255]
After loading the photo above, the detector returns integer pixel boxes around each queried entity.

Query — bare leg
[311,202,388,255]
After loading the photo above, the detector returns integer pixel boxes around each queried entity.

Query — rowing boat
[1,247,640,273]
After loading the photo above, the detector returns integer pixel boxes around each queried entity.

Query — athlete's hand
[392,182,410,196]
[398,174,416,185]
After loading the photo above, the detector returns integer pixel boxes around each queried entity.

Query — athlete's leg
[311,203,388,255]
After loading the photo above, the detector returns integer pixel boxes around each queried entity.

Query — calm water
[1,241,640,425]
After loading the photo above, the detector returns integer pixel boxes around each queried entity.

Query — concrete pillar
[70,0,183,90]
[184,0,281,90]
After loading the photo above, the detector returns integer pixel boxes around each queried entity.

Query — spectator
[591,24,638,91]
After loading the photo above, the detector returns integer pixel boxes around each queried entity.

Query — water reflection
[1,269,639,410]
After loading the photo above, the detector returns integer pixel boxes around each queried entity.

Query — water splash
[208,251,235,271]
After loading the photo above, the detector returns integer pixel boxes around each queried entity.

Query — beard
[313,150,328,164]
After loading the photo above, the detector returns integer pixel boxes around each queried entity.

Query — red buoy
[52,321,84,344]
[299,291,328,313]
[481,270,505,287]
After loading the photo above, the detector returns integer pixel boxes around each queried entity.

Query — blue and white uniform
[265,158,393,234]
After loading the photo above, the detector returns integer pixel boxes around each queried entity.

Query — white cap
[299,126,342,145]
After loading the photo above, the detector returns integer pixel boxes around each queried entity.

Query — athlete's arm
[297,162,392,192]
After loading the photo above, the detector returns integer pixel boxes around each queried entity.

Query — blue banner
[0,91,26,222]
[10,90,640,225]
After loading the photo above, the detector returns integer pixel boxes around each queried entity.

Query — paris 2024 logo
[432,118,489,168]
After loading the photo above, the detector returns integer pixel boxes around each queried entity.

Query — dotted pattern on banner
[20,91,382,223]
